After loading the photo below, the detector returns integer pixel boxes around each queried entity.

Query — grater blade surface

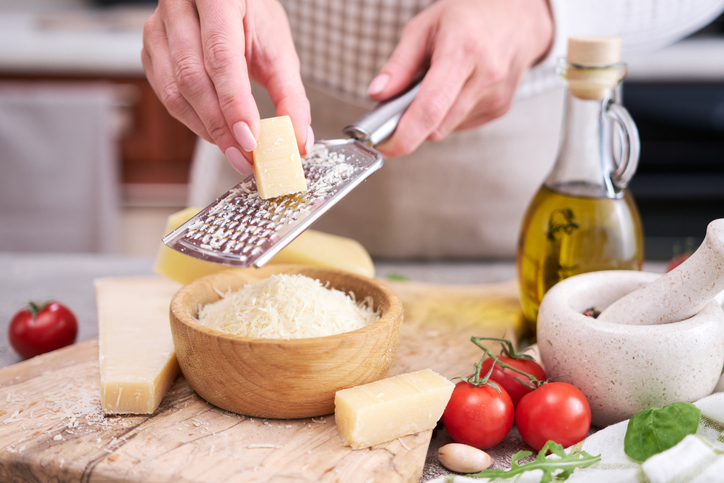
[162,139,382,268]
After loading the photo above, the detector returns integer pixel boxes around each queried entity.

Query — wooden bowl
[169,265,403,419]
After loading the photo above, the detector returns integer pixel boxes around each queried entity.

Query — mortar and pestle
[537,219,724,427]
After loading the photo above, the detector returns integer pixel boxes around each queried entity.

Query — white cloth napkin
[433,389,724,483]
[0,82,120,253]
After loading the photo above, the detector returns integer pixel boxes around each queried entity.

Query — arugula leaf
[467,440,600,483]
[624,401,701,462]
[385,272,410,281]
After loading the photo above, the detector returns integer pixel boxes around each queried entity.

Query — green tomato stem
[27,301,47,320]
[470,336,543,389]
[472,335,536,361]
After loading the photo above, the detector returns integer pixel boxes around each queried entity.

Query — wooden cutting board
[0,278,524,482]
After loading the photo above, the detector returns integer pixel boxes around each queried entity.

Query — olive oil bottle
[517,37,644,330]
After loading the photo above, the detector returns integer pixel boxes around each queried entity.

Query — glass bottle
[517,37,644,332]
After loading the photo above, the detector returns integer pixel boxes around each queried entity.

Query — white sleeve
[518,0,724,98]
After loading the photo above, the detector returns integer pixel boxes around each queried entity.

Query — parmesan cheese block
[153,207,375,284]
[96,277,181,414]
[252,116,307,199]
[268,229,375,279]
[153,207,227,285]
[335,369,455,449]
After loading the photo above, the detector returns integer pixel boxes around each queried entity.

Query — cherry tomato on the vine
[515,382,591,451]
[480,356,546,407]
[442,380,515,449]
[8,301,78,359]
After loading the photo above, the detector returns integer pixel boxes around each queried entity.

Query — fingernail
[232,121,257,152]
[367,73,390,96]
[305,125,315,155]
[225,147,253,177]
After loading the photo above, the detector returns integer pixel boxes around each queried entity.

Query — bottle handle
[606,100,640,190]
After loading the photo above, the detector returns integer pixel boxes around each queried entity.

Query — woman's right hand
[142,0,313,175]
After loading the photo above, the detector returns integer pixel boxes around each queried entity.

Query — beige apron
[188,0,565,259]
[189,82,563,259]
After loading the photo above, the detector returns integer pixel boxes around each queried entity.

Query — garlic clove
[438,443,493,473]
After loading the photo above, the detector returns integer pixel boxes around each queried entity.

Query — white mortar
[537,270,724,428]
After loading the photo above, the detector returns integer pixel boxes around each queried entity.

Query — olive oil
[517,185,643,325]
[516,37,645,333]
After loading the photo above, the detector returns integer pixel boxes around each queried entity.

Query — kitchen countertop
[0,252,521,369]
[0,252,525,482]
[0,7,150,76]
[0,252,672,481]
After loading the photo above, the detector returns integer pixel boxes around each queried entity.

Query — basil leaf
[624,402,701,462]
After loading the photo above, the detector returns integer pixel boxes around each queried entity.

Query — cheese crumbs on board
[197,274,379,338]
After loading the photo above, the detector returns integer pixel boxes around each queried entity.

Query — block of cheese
[96,277,182,414]
[153,207,229,284]
[268,229,375,278]
[154,207,375,284]
[252,116,307,199]
[335,369,455,449]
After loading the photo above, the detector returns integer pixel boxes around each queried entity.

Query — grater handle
[342,79,421,147]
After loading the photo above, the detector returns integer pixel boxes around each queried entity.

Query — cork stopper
[567,37,622,67]
[563,37,625,100]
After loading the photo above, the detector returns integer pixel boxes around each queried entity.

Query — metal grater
[163,81,421,268]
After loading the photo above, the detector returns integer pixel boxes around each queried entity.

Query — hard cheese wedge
[335,369,455,449]
[267,229,375,278]
[153,207,228,284]
[96,277,181,414]
[253,116,307,199]
[154,207,375,283]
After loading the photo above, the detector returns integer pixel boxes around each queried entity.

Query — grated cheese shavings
[198,274,379,339]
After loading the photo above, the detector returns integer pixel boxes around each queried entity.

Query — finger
[197,0,261,152]
[425,81,479,142]
[428,86,509,141]
[248,1,313,156]
[262,55,313,156]
[431,62,525,140]
[425,77,499,142]
[163,0,244,156]
[454,107,510,131]
[264,64,313,156]
[366,13,432,101]
[273,89,314,156]
[142,15,212,142]
[379,34,474,157]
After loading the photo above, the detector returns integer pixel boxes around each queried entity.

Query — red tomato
[8,302,78,359]
[480,356,547,407]
[665,252,689,272]
[442,380,515,449]
[515,382,591,451]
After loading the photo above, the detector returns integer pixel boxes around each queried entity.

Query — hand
[142,0,314,175]
[367,0,554,158]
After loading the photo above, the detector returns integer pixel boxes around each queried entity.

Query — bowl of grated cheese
[169,265,403,419]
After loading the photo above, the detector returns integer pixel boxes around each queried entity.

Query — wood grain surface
[171,267,403,419]
[0,278,523,483]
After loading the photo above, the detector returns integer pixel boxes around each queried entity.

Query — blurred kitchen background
[0,0,722,260]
